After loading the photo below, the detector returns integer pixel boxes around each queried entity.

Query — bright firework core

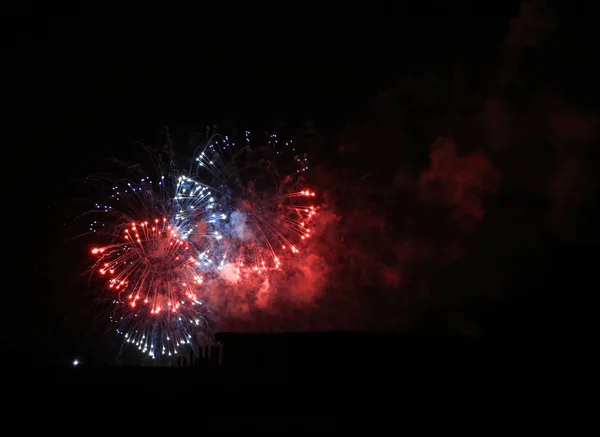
[91,218,202,314]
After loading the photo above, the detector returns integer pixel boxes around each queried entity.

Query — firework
[85,130,319,359]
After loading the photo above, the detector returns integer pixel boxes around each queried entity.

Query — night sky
[7,2,599,366]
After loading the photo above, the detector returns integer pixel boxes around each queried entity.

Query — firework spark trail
[84,131,320,359]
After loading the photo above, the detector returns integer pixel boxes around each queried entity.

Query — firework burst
[83,130,319,360]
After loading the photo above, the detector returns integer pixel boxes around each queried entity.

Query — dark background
[6,1,599,368]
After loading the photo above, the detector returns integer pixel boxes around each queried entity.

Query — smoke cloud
[229,211,254,241]
[215,1,598,335]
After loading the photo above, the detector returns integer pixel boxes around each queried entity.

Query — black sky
[6,2,599,365]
